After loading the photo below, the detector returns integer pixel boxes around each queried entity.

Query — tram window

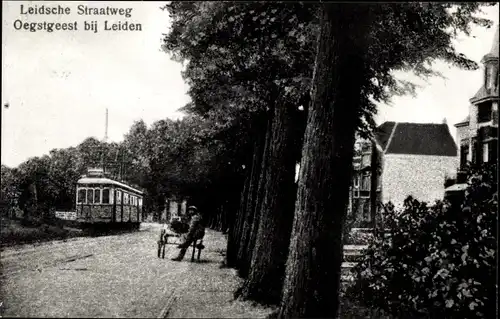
[102,189,110,204]
[77,189,86,204]
[110,189,114,204]
[124,193,129,205]
[116,190,122,204]
[94,189,101,204]
[132,196,135,205]
[87,189,94,204]
[138,198,142,207]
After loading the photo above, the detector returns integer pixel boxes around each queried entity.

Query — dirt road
[0,223,199,318]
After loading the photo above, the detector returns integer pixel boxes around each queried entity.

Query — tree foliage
[162,2,496,314]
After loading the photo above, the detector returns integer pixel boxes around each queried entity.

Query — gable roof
[470,85,499,104]
[374,121,396,151]
[485,24,499,59]
[375,122,457,157]
[455,115,470,127]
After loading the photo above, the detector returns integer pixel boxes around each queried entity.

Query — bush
[346,163,497,318]
[1,218,71,246]
[344,229,375,246]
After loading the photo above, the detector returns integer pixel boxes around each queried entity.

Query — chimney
[442,117,447,125]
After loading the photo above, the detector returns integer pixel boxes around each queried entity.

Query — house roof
[481,25,499,61]
[455,115,470,127]
[469,85,499,104]
[445,183,468,193]
[375,122,458,157]
[487,24,499,58]
[473,25,500,103]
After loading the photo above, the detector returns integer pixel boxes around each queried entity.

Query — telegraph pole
[101,108,109,175]
[104,108,109,143]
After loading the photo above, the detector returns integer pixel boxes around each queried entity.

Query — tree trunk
[277,4,371,318]
[227,172,251,267]
[237,111,273,278]
[208,212,214,229]
[216,208,223,231]
[222,200,229,233]
[238,97,300,305]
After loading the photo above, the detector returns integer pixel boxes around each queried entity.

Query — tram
[75,168,143,229]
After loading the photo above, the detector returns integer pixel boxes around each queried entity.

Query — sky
[1,2,499,168]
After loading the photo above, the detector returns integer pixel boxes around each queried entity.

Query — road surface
[0,223,203,318]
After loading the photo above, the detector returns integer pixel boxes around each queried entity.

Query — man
[171,205,205,261]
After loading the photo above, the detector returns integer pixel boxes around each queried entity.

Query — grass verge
[0,217,84,248]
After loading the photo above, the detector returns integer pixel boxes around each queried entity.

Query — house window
[489,140,498,163]
[477,102,492,123]
[77,189,86,204]
[363,201,371,221]
[353,189,360,198]
[353,174,360,188]
[471,139,478,164]
[87,189,94,204]
[361,153,371,167]
[360,190,370,198]
[94,189,101,204]
[361,173,370,191]
[460,144,469,168]
[483,143,489,163]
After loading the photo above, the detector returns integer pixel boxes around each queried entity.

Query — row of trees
[1,2,494,317]
[163,2,494,318]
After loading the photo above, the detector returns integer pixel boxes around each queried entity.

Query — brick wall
[469,103,479,137]
[456,125,469,145]
[381,154,459,206]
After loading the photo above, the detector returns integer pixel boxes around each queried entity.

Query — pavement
[161,230,275,318]
[0,223,274,318]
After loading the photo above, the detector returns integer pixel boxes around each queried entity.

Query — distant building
[446,25,499,197]
[350,121,458,227]
[454,25,498,169]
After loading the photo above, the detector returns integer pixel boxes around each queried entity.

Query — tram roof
[77,177,144,195]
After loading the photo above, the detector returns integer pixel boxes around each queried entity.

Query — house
[445,24,499,197]
[350,121,459,227]
[454,25,498,169]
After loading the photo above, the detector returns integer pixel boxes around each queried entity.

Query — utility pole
[102,108,109,175]
[104,108,109,143]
